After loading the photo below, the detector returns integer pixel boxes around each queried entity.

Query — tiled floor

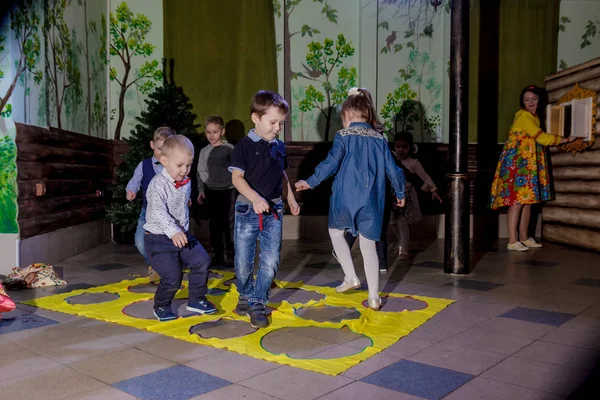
[2,238,600,399]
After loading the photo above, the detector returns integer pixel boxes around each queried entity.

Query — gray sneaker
[248,304,269,328]
[235,298,250,316]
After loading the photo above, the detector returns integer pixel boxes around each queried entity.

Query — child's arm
[231,170,270,214]
[125,161,144,201]
[282,171,300,215]
[384,145,406,207]
[295,133,346,191]
[412,160,443,203]
[196,147,209,204]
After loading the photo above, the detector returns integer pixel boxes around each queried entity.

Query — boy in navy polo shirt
[126,127,175,283]
[228,90,300,328]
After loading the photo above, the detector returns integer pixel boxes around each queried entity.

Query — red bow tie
[174,177,190,189]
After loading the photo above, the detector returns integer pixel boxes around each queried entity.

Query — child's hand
[288,197,301,216]
[396,197,406,208]
[171,231,188,248]
[432,190,443,203]
[295,180,311,191]
[197,193,205,204]
[126,191,136,201]
[188,198,192,207]
[253,197,270,214]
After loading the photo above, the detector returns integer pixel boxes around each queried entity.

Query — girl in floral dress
[490,85,571,251]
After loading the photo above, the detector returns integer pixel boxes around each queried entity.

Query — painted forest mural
[274,0,447,142]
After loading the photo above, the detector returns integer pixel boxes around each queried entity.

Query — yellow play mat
[24,270,453,376]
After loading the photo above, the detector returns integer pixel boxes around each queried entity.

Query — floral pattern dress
[490,110,562,209]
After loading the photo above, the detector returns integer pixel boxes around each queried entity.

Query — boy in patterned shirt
[144,135,216,321]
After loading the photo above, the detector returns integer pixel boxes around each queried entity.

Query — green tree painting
[44,0,81,129]
[109,2,161,140]
[0,135,18,234]
[377,0,443,139]
[273,0,338,141]
[298,34,356,141]
[0,0,42,119]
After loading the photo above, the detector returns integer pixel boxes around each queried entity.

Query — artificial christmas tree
[107,60,200,243]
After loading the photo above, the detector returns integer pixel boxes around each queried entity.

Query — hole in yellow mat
[261,326,370,359]
[360,296,428,312]
[268,288,325,304]
[65,292,119,305]
[295,305,361,323]
[190,317,257,339]
[208,271,224,280]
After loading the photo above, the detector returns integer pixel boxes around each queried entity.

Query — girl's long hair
[341,87,384,133]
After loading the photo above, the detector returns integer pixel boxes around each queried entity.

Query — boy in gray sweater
[197,116,236,266]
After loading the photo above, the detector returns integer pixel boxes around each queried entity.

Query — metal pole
[444,0,470,274]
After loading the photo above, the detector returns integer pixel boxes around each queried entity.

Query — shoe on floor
[335,276,361,293]
[248,303,269,328]
[522,237,542,248]
[148,266,160,284]
[379,267,388,274]
[186,299,217,314]
[235,298,250,316]
[153,306,177,321]
[507,241,529,252]
[368,297,382,310]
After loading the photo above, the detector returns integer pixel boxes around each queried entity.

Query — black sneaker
[248,304,269,328]
[235,298,250,316]
[186,299,217,314]
[153,307,177,321]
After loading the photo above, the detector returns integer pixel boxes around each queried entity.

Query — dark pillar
[444,0,470,274]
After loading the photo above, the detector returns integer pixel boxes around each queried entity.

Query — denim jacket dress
[306,122,406,241]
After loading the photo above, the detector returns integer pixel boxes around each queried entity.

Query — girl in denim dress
[296,87,406,310]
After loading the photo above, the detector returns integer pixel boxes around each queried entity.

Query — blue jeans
[234,201,283,305]
[144,232,210,309]
[135,208,149,264]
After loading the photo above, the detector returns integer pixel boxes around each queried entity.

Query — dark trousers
[205,188,236,259]
[144,232,210,309]
[345,204,392,269]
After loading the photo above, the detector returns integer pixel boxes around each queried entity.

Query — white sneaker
[522,237,542,248]
[335,276,361,293]
[507,241,529,252]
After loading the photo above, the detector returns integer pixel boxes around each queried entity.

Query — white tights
[329,228,380,300]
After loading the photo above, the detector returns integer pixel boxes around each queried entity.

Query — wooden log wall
[15,123,112,238]
[543,57,600,252]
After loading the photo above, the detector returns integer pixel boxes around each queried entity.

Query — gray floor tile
[514,340,600,371]
[239,366,353,400]
[444,279,504,292]
[185,351,280,382]
[444,327,533,356]
[442,376,565,400]
[481,356,587,395]
[406,343,505,375]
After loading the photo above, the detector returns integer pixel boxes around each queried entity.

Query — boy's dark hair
[394,131,414,147]
[251,90,289,117]
[205,115,225,128]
